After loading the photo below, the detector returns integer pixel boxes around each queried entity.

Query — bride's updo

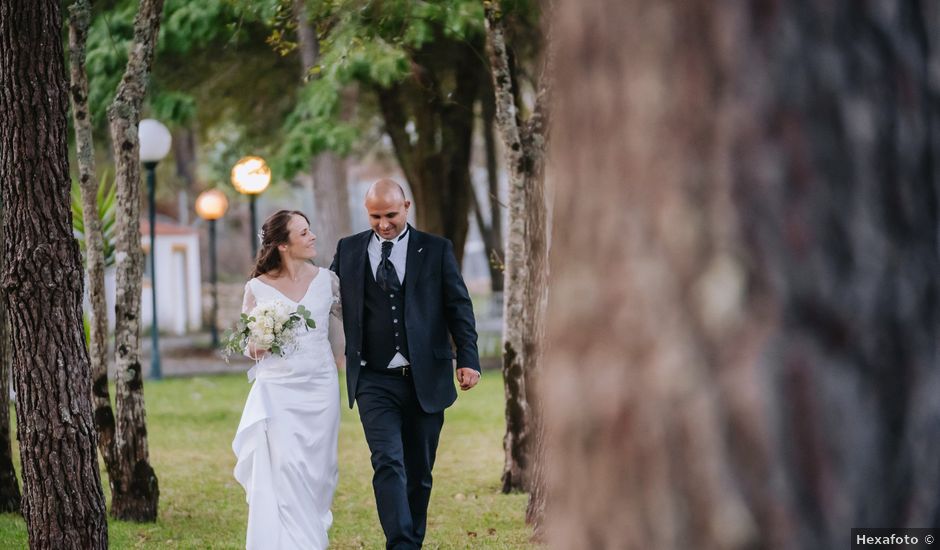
[250,209,310,278]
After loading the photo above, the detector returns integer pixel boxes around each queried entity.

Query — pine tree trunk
[0,0,108,546]
[484,2,551,496]
[68,0,121,500]
[543,1,940,548]
[0,193,21,514]
[107,0,165,522]
[294,0,352,263]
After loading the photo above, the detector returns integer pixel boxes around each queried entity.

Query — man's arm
[441,240,481,389]
[330,238,341,273]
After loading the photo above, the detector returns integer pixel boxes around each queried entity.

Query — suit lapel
[353,230,371,322]
[405,225,424,296]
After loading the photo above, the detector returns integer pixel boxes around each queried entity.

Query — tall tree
[0,197,21,515]
[274,0,491,262]
[107,0,166,522]
[68,0,122,503]
[293,0,352,263]
[543,1,939,548]
[0,0,108,546]
[484,1,551,498]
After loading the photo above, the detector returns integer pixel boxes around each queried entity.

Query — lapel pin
[418,248,424,253]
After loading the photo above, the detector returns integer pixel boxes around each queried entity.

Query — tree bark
[68,0,121,502]
[543,1,939,548]
[0,193,21,515]
[484,2,551,497]
[294,0,352,264]
[0,0,108,546]
[106,0,165,522]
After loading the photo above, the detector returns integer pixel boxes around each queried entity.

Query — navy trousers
[356,368,444,549]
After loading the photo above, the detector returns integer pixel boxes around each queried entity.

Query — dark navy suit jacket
[330,226,480,413]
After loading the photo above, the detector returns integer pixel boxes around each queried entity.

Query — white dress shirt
[367,227,410,368]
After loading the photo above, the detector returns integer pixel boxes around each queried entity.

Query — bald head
[365,178,411,240]
[365,178,407,203]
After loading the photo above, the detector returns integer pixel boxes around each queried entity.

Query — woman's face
[280,214,317,261]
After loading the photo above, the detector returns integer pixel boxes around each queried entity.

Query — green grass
[0,372,533,549]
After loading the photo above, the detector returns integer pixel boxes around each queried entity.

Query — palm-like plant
[71,170,117,267]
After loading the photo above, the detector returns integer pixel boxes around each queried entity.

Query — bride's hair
[250,210,311,278]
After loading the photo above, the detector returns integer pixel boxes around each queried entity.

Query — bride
[232,209,341,549]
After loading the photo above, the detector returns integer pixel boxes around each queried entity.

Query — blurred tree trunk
[377,36,483,263]
[484,2,551,498]
[107,0,165,522]
[294,0,352,264]
[543,1,940,549]
[0,196,21,515]
[0,0,108,546]
[472,85,505,293]
[173,126,198,225]
[68,0,121,501]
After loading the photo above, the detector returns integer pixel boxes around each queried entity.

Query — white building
[90,222,203,336]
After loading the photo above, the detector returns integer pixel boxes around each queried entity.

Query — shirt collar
[374,226,409,243]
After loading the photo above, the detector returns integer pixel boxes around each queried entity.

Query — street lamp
[230,156,272,259]
[195,189,229,348]
[139,118,172,380]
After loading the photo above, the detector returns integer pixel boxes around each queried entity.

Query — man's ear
[404,200,411,210]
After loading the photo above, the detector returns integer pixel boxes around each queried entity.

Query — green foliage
[149,90,196,124]
[84,0,260,127]
[271,0,489,180]
[71,171,117,268]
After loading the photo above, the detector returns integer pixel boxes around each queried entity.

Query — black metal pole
[209,219,219,348]
[250,194,258,260]
[145,161,162,380]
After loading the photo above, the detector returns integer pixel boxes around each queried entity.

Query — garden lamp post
[230,156,272,259]
[139,118,172,380]
[195,189,229,348]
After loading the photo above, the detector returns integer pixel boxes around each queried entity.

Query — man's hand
[456,368,480,391]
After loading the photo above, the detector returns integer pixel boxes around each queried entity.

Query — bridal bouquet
[221,299,316,361]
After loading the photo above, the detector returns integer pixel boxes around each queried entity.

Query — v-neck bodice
[244,270,339,371]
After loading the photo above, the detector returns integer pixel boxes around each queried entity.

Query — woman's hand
[247,343,269,361]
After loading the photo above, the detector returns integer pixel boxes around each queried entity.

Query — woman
[232,210,341,549]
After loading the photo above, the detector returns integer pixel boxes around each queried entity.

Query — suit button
[391,306,396,310]
[356,351,361,356]
[393,319,398,324]
[395,332,399,337]
[389,294,394,298]
[395,346,400,350]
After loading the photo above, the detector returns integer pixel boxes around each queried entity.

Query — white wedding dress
[232,269,341,549]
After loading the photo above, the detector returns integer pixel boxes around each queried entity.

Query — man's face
[366,193,410,240]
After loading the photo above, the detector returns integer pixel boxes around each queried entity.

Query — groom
[331,179,481,549]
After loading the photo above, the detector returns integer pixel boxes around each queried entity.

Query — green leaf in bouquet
[306,318,316,329]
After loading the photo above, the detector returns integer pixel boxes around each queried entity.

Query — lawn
[0,371,533,549]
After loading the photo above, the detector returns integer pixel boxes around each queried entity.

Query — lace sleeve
[329,270,342,320]
[241,282,257,360]
[242,281,257,314]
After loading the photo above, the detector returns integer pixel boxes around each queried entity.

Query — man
[330,179,481,549]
